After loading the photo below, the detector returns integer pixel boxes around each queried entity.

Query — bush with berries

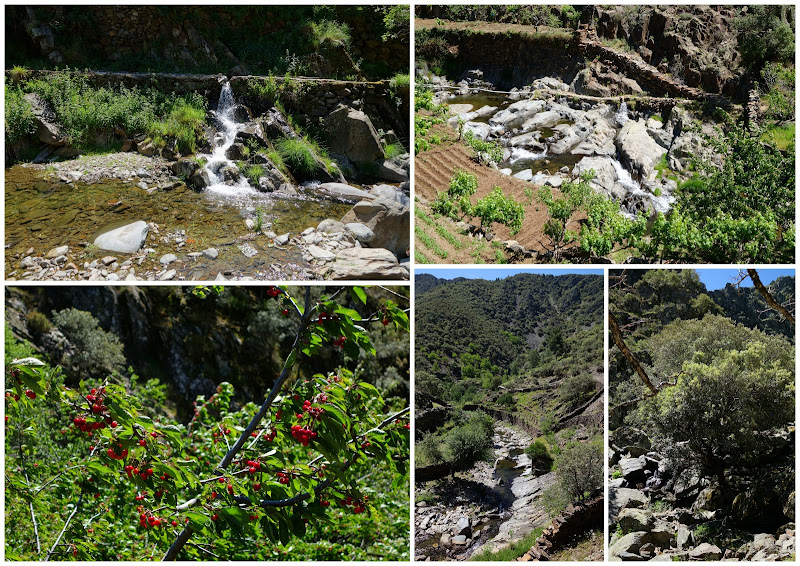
[4,286,410,560]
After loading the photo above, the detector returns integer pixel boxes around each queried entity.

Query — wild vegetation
[5,285,410,561]
[414,6,795,264]
[608,269,795,560]
[415,272,603,561]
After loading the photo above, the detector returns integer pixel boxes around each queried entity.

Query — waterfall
[507,146,547,167]
[615,101,629,127]
[202,82,255,196]
[611,158,639,191]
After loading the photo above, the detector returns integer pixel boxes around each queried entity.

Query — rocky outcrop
[519,496,603,561]
[324,104,384,163]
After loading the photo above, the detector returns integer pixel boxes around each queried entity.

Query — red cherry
[282,309,289,316]
[321,500,330,507]
[211,514,219,522]
[139,439,147,447]
[382,318,389,326]
[171,520,178,527]
[110,421,118,428]
[253,483,261,491]
[25,390,36,399]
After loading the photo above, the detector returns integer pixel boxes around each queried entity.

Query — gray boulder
[617,508,654,532]
[371,184,410,207]
[344,223,375,244]
[317,183,375,203]
[375,158,409,183]
[572,156,621,198]
[609,531,650,559]
[93,220,149,254]
[324,104,383,163]
[619,456,649,484]
[688,543,722,560]
[616,120,667,178]
[489,99,546,131]
[455,516,471,537]
[23,92,66,145]
[324,248,409,280]
[609,487,649,522]
[340,197,409,258]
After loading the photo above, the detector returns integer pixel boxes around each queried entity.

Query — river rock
[274,233,290,245]
[324,248,409,280]
[317,183,374,203]
[619,456,649,484]
[616,120,667,178]
[170,158,200,178]
[489,99,546,131]
[371,184,410,207]
[440,532,452,547]
[202,248,219,259]
[688,543,722,560]
[318,219,345,234]
[344,223,375,244]
[572,156,623,198]
[451,535,468,546]
[46,245,69,259]
[160,254,177,265]
[93,220,149,254]
[307,245,336,261]
[340,197,409,258]
[324,104,383,163]
[159,269,177,281]
[376,159,409,183]
[462,121,492,140]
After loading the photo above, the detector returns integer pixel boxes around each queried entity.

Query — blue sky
[696,269,794,291]
[414,268,793,290]
[415,267,604,280]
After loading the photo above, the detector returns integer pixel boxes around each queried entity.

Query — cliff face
[5,286,409,419]
[589,6,746,96]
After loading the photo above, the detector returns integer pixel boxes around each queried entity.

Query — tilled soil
[415,123,583,262]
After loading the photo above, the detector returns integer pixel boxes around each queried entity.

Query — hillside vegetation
[608,269,795,561]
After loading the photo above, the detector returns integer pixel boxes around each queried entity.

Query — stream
[415,423,555,561]
[440,89,677,219]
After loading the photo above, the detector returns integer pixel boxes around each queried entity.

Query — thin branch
[747,269,795,325]
[45,492,83,561]
[609,312,657,395]
[375,286,410,302]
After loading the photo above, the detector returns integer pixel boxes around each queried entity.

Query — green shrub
[554,441,603,501]
[525,439,554,471]
[247,76,279,104]
[276,137,320,176]
[443,412,494,470]
[381,5,410,42]
[243,164,265,186]
[559,373,596,409]
[51,308,126,377]
[25,311,53,334]
[497,391,515,407]
[473,186,525,235]
[389,73,410,90]
[383,142,404,159]
[432,169,478,220]
[148,97,206,154]
[309,19,351,49]
[4,86,36,146]
[463,130,504,163]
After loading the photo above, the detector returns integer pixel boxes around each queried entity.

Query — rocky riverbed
[5,154,410,281]
[415,423,553,561]
[427,72,713,221]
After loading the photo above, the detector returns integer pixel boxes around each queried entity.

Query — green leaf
[350,287,367,304]
[333,306,361,321]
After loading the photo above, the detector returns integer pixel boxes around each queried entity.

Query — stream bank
[415,423,553,561]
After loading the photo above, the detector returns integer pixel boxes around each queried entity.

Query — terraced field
[414,123,582,263]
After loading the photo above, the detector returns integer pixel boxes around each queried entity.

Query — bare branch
[45,493,83,561]
[747,269,795,325]
[609,312,657,395]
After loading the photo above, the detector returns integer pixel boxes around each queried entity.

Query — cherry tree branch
[609,311,657,395]
[45,492,83,561]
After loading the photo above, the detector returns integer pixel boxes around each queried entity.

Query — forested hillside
[608,269,795,561]
[416,273,603,403]
[414,272,604,561]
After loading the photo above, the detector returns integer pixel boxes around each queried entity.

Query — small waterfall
[201,81,255,196]
[611,158,639,191]
[615,101,629,127]
[506,146,547,167]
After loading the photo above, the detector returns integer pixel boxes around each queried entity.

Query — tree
[442,412,494,471]
[51,308,126,378]
[735,5,795,70]
[5,286,410,561]
[634,316,793,488]
[645,121,794,263]
[553,441,603,501]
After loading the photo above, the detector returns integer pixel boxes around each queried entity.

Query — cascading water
[612,157,674,218]
[201,82,256,196]
[615,101,629,127]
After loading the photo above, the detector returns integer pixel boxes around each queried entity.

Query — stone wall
[13,6,407,77]
[520,495,603,560]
